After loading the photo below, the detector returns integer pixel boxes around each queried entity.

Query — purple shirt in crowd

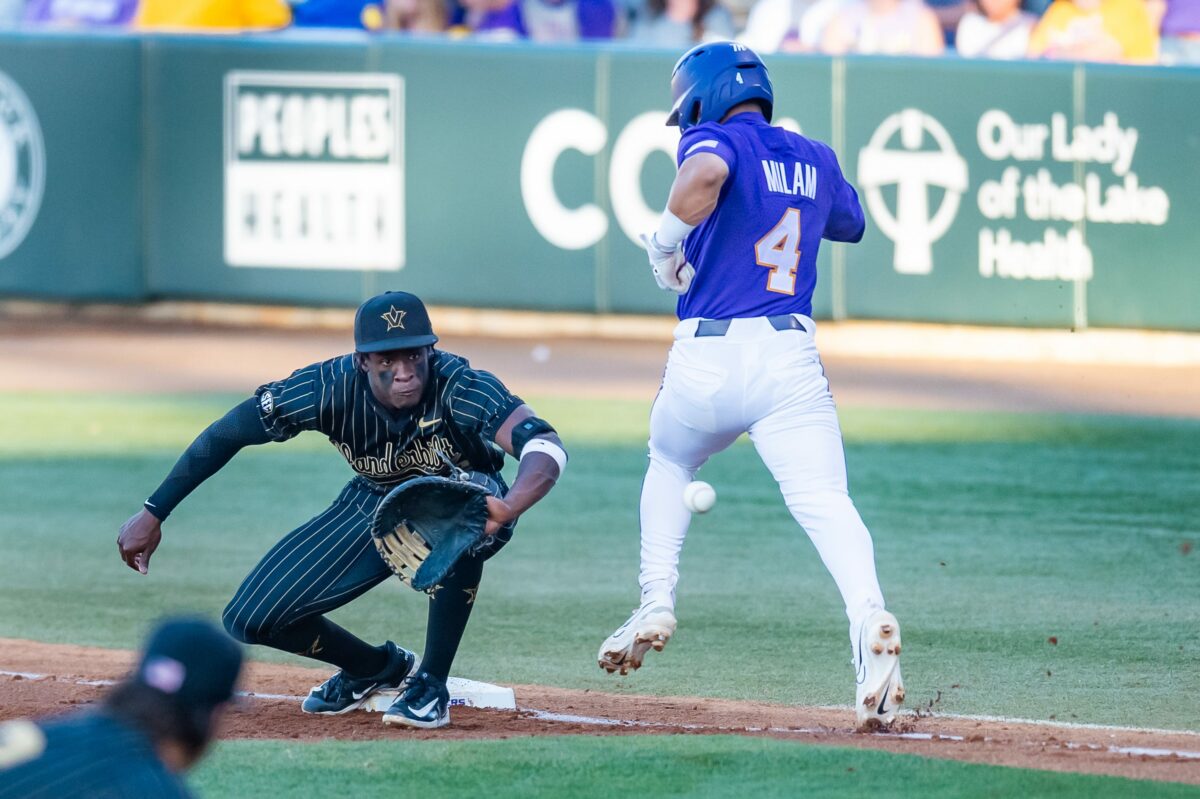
[457,1,527,36]
[1161,0,1200,36]
[675,113,865,321]
[23,0,136,24]
[456,0,615,39]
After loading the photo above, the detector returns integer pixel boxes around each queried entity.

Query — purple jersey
[675,113,865,321]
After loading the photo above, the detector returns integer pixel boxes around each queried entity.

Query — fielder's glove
[371,471,503,593]
[640,233,694,294]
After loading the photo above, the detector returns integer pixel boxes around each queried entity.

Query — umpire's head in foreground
[0,616,243,799]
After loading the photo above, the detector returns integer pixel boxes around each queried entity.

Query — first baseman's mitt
[371,471,502,593]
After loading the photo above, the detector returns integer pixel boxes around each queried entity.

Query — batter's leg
[747,397,885,632]
[599,385,740,674]
[638,392,740,604]
[749,386,903,727]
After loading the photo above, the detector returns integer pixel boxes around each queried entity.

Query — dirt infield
[1,640,1197,785]
[0,317,1197,417]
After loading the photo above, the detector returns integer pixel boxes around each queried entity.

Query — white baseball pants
[638,315,885,636]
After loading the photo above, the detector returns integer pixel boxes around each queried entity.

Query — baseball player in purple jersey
[597,42,905,729]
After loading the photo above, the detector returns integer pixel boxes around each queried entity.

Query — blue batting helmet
[666,42,774,132]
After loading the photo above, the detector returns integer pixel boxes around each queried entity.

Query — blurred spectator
[1144,0,1165,27]
[627,0,735,47]
[135,0,293,30]
[0,0,23,25]
[22,0,137,25]
[925,0,969,44]
[1152,0,1200,63]
[384,0,447,30]
[796,0,853,48]
[0,617,243,799]
[522,0,618,40]
[956,0,1036,56]
[449,0,527,38]
[820,0,945,54]
[612,0,639,31]
[739,0,823,51]
[1027,0,1158,61]
[721,0,754,29]
[289,0,386,27]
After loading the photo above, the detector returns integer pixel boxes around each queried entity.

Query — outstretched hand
[118,508,162,575]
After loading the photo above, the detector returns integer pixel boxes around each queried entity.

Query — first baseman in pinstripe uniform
[116,291,567,729]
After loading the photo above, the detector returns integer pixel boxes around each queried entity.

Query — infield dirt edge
[2,638,1197,786]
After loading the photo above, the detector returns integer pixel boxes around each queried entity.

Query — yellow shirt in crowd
[1028,0,1158,61]
[135,0,292,30]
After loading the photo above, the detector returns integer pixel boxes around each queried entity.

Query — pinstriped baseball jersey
[254,350,522,487]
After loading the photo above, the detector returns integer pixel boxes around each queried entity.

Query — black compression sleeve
[143,397,273,521]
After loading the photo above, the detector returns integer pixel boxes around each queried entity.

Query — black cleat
[301,642,417,715]
[382,670,450,729]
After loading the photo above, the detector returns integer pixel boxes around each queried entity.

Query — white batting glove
[640,233,694,295]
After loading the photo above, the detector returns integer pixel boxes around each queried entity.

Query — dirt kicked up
[1,640,1197,786]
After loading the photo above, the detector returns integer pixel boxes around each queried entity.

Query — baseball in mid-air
[682,481,716,513]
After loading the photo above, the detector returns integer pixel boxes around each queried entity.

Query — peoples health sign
[223,71,405,271]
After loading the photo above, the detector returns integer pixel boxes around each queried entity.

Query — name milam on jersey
[762,160,817,199]
[335,434,461,482]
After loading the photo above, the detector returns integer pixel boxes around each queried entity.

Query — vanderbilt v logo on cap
[355,292,438,352]
[381,306,407,331]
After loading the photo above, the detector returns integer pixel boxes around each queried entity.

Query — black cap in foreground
[135,617,243,711]
[354,291,439,353]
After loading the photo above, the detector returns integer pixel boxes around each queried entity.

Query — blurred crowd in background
[0,0,1196,64]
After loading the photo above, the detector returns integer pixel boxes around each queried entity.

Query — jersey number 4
[754,208,801,295]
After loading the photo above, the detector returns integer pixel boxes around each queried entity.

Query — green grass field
[191,736,1200,798]
[1,393,1197,796]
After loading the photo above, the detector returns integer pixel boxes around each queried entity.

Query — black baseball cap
[354,291,439,353]
[134,616,243,711]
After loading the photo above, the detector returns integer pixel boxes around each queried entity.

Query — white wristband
[654,209,696,249]
[520,437,567,476]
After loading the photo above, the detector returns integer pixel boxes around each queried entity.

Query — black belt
[695,314,807,337]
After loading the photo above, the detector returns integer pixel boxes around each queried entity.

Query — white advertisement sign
[223,71,404,270]
[859,107,1171,283]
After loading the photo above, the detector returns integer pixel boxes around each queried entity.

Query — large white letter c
[521,109,608,250]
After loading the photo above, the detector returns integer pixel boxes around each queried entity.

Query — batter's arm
[643,152,731,293]
[824,145,866,243]
[666,152,730,227]
[117,397,273,574]
[483,404,566,535]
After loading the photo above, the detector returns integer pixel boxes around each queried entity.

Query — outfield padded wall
[0,35,142,301]
[0,34,1196,330]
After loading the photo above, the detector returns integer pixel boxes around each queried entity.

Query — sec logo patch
[0,71,45,261]
[259,390,275,415]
